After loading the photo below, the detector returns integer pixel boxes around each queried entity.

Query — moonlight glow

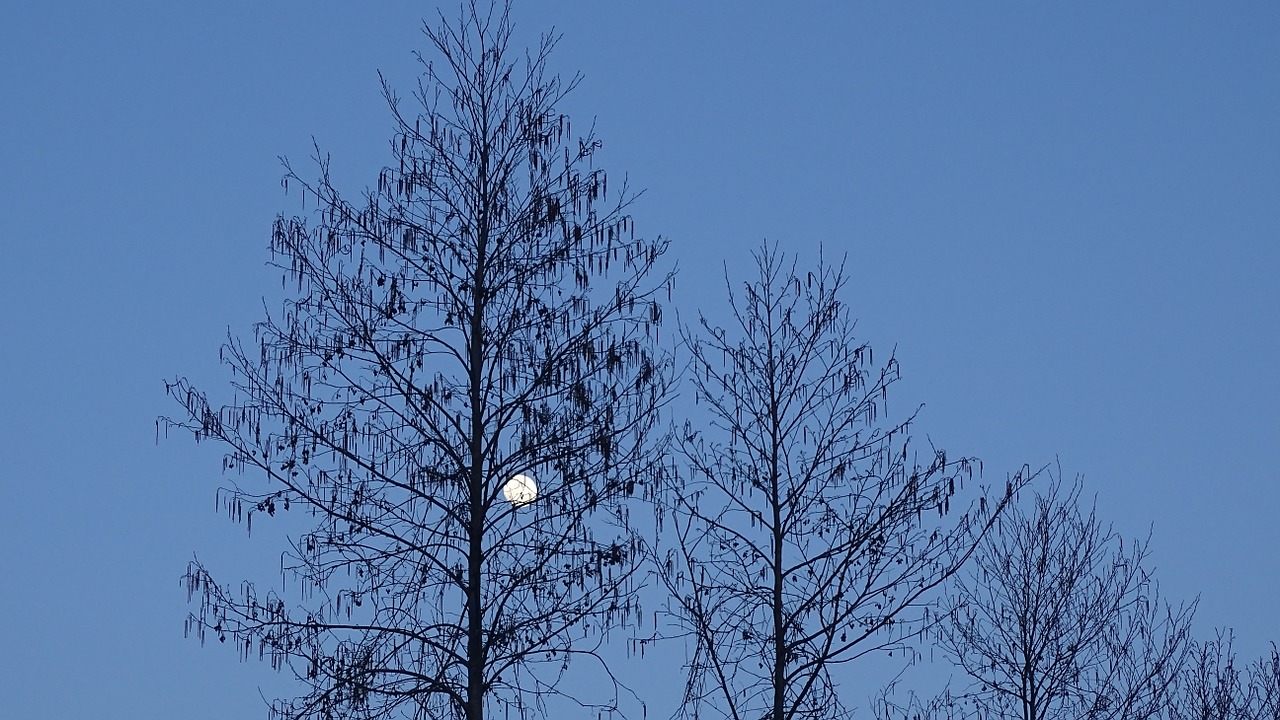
[503,474,537,507]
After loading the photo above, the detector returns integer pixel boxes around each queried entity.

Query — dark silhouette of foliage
[653,243,1031,720]
[162,3,672,719]
[899,471,1196,720]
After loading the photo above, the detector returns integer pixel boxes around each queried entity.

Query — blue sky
[1,2,1277,718]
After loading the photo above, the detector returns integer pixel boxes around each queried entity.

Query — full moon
[503,473,537,507]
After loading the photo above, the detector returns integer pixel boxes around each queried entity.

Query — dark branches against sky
[654,243,1032,720]
[919,472,1196,720]
[1169,629,1280,720]
[162,2,673,719]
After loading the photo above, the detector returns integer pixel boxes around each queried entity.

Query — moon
[503,473,537,507]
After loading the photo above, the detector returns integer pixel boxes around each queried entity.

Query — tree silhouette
[1171,630,1251,720]
[653,243,1031,720]
[1252,642,1280,720]
[1166,630,1280,720]
[919,472,1195,720]
[162,3,673,719]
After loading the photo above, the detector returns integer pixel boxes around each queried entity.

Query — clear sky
[1,2,1277,718]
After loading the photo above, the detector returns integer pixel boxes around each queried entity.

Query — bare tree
[161,3,673,719]
[922,471,1196,720]
[1252,643,1280,720]
[652,243,1031,720]
[1169,630,1251,720]
[1164,630,1280,720]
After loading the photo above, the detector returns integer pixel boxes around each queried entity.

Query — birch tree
[928,473,1195,720]
[655,243,1029,720]
[163,3,673,718]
